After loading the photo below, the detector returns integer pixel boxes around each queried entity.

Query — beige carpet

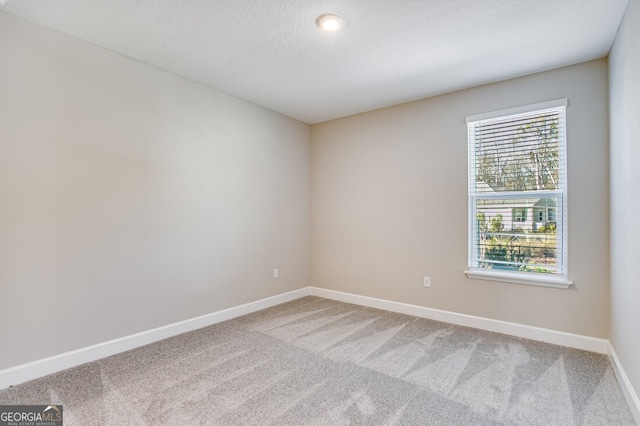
[0,296,635,425]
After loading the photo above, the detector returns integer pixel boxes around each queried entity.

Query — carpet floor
[0,296,636,425]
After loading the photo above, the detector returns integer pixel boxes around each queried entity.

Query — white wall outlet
[424,276,431,287]
[273,268,279,278]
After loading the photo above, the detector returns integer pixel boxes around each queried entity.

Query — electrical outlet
[273,268,279,278]
[424,276,431,288]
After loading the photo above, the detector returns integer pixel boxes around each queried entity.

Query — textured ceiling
[0,0,629,124]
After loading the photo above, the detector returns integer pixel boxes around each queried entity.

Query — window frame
[464,99,572,289]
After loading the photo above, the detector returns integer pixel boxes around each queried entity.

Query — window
[547,208,556,222]
[513,208,527,223]
[465,99,570,288]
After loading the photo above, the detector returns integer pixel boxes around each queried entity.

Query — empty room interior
[0,0,639,424]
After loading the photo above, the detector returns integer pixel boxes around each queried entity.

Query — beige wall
[610,0,640,404]
[0,12,310,370]
[312,59,610,338]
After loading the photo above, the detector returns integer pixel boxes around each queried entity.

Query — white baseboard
[608,343,640,424]
[0,288,311,390]
[309,287,609,354]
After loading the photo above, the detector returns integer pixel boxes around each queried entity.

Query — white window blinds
[467,99,568,279]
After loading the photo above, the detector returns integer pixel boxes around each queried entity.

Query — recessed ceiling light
[317,14,343,32]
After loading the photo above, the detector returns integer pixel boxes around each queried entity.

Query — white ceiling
[0,0,629,124]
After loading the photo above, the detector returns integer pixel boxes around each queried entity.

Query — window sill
[464,269,573,289]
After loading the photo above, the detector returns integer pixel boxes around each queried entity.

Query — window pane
[473,112,564,193]
[474,197,559,274]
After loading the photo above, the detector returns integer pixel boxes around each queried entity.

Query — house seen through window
[466,99,568,283]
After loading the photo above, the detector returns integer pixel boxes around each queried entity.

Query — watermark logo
[0,405,63,426]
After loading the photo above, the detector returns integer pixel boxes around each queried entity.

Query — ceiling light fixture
[317,14,343,32]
